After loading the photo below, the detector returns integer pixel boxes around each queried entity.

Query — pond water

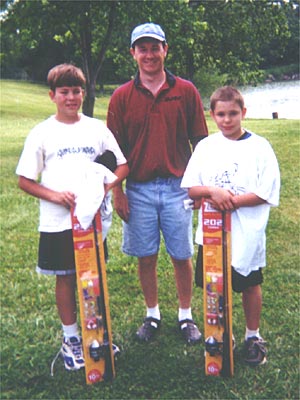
[240,80,300,119]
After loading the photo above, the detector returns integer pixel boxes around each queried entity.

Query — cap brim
[131,34,165,46]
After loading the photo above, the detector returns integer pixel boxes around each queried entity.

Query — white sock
[62,322,79,339]
[146,305,160,320]
[245,327,261,340]
[178,307,192,322]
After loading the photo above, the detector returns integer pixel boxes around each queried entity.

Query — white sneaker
[112,343,121,358]
[61,336,85,371]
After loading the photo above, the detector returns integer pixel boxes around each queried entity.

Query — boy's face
[210,101,247,140]
[130,39,168,76]
[49,86,84,123]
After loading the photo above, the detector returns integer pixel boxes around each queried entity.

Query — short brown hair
[210,86,244,112]
[47,64,86,92]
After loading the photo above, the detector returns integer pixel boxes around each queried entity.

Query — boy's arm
[188,186,235,211]
[232,192,266,208]
[18,176,76,209]
[188,186,265,211]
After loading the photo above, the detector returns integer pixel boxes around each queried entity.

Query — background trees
[1,0,299,116]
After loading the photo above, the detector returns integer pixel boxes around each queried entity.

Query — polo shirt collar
[134,68,176,88]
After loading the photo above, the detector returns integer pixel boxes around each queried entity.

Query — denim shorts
[122,177,194,259]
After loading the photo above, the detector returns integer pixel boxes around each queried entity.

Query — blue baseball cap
[131,23,166,47]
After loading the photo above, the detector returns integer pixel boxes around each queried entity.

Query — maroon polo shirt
[107,69,208,182]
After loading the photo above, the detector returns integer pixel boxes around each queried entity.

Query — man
[107,23,208,344]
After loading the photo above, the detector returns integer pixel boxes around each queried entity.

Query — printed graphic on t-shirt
[57,146,96,159]
[213,162,245,195]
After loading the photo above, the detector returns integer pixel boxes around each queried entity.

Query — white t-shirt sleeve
[16,124,44,180]
[252,138,280,207]
[96,121,127,166]
[181,140,204,189]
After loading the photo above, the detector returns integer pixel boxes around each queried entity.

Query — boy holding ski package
[16,64,128,371]
[181,86,280,366]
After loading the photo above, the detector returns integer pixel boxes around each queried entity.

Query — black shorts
[37,230,76,275]
[195,245,263,293]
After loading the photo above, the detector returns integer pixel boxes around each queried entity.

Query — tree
[1,0,118,116]
[191,0,292,85]
[1,0,297,116]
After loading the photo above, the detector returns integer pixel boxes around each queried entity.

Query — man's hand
[113,186,130,222]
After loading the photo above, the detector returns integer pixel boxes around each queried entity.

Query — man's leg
[138,254,158,308]
[172,257,193,309]
[172,257,201,344]
[136,254,161,341]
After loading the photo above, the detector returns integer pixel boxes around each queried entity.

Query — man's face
[130,39,168,75]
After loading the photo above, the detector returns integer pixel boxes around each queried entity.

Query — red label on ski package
[207,362,220,376]
[72,207,115,384]
[203,237,221,245]
[203,212,222,233]
[87,369,102,383]
[71,209,102,237]
[202,199,233,377]
[74,240,94,250]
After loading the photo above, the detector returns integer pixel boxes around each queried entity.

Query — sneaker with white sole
[244,336,267,366]
[112,343,121,358]
[179,319,201,344]
[61,336,85,371]
[136,317,161,342]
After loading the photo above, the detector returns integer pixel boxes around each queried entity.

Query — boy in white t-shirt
[16,64,128,371]
[181,86,280,366]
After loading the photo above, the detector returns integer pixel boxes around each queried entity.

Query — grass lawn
[0,80,299,399]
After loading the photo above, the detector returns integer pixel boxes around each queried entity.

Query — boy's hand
[193,199,202,210]
[55,191,76,209]
[207,187,236,211]
[18,176,75,209]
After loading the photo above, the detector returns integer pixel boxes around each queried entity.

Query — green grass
[1,79,299,399]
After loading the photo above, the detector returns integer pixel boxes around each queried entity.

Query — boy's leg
[56,274,85,370]
[242,283,267,366]
[242,284,262,331]
[56,274,77,325]
[232,268,266,365]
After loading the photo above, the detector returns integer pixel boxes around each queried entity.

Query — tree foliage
[1,0,298,115]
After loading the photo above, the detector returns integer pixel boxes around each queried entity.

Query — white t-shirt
[16,114,127,233]
[181,131,280,276]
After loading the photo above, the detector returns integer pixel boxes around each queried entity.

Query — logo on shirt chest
[164,95,182,102]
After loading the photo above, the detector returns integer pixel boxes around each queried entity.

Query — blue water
[240,81,300,119]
